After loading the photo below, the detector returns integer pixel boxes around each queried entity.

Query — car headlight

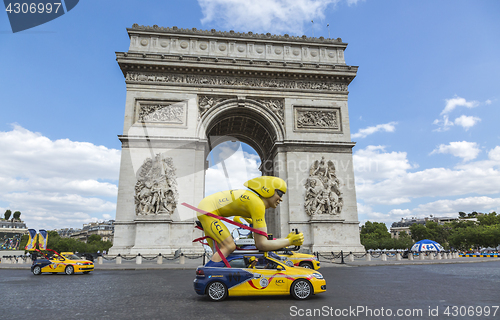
[76,262,85,265]
[312,273,323,279]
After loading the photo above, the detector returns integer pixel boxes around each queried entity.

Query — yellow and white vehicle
[194,252,326,301]
[31,250,94,275]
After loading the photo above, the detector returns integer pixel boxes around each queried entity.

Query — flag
[25,229,37,251]
[38,230,48,250]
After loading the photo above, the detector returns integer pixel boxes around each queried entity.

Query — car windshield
[61,254,81,260]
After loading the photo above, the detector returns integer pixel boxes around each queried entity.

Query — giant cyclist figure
[196,176,304,267]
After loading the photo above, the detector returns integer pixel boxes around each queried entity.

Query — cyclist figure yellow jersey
[197,176,304,267]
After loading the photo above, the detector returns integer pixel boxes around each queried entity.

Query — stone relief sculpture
[197,96,285,124]
[135,153,178,215]
[296,109,339,130]
[304,157,343,216]
[198,96,227,118]
[256,99,284,124]
[138,103,184,123]
[126,72,348,93]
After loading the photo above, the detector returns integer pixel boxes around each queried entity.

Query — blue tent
[411,239,444,252]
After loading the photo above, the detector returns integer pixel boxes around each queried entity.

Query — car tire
[291,279,313,300]
[65,265,75,275]
[33,265,42,275]
[299,261,313,269]
[206,281,228,301]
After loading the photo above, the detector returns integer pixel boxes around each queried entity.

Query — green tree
[477,212,500,226]
[4,209,12,220]
[87,234,102,243]
[394,231,413,249]
[13,211,21,220]
[360,221,392,250]
[425,221,448,244]
[47,231,61,250]
[409,224,430,242]
[19,234,29,250]
[459,212,466,218]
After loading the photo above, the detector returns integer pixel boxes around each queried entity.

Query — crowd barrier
[314,250,461,264]
[5,250,498,265]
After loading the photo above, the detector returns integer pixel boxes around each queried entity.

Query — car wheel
[291,279,313,300]
[65,265,75,275]
[33,265,42,275]
[299,261,313,269]
[206,281,228,301]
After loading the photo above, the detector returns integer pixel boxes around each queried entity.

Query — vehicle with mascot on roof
[193,252,326,301]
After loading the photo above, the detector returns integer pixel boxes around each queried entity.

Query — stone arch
[197,98,284,166]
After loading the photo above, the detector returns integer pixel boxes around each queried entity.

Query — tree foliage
[361,211,500,251]
[43,231,112,253]
[407,212,500,251]
[360,221,413,250]
[4,210,12,220]
[13,211,21,220]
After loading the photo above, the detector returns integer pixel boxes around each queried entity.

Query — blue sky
[1,0,499,230]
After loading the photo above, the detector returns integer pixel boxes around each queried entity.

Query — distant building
[0,219,28,250]
[390,216,458,239]
[55,228,82,238]
[69,220,115,243]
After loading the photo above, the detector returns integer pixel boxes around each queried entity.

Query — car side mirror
[277,265,284,271]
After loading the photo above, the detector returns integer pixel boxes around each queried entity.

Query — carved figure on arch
[134,153,178,215]
[304,157,343,216]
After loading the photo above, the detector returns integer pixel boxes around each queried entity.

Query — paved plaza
[2,259,499,319]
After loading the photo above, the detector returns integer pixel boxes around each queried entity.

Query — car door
[243,258,289,295]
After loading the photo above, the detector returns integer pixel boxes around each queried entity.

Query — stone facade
[109,25,364,255]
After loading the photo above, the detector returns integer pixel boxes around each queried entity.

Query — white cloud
[454,115,481,131]
[198,0,351,35]
[0,125,120,230]
[357,203,412,227]
[489,146,500,161]
[351,121,397,139]
[430,141,481,162]
[414,196,500,217]
[441,96,479,115]
[433,96,483,132]
[353,145,414,182]
[355,145,500,205]
[205,142,261,196]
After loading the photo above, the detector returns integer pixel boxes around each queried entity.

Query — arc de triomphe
[109,25,364,255]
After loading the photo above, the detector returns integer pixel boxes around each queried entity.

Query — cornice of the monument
[128,24,347,46]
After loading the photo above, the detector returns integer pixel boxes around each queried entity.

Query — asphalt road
[2,261,499,320]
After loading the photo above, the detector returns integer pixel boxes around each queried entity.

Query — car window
[228,258,246,268]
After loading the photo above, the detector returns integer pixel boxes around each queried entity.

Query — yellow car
[277,250,321,270]
[31,251,94,275]
[194,252,326,301]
